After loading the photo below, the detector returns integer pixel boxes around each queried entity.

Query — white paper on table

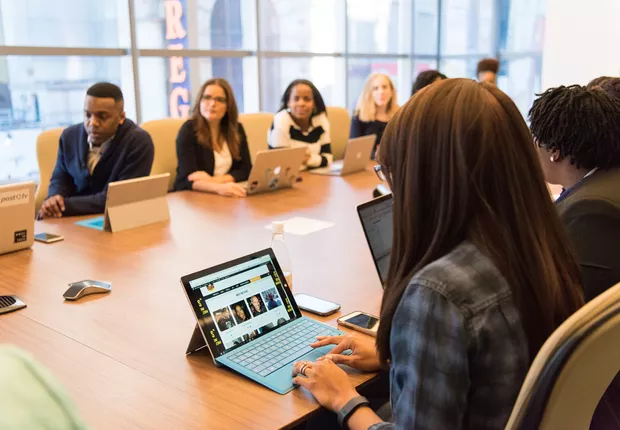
[264,216,335,236]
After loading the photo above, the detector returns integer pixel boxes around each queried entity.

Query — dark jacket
[173,120,252,191]
[556,168,620,428]
[47,119,154,216]
[556,168,620,301]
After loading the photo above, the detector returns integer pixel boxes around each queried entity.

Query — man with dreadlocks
[530,84,620,301]
[588,76,620,103]
[530,84,620,428]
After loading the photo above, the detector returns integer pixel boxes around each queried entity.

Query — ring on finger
[300,362,309,376]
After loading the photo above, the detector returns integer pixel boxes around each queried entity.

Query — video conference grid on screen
[189,255,297,355]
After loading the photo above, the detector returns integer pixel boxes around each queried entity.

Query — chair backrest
[506,282,620,430]
[326,106,351,161]
[141,118,185,191]
[35,127,64,213]
[238,112,274,163]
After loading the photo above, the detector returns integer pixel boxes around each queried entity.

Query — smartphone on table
[294,293,341,316]
[337,311,379,337]
[34,233,64,244]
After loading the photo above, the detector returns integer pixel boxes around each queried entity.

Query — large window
[0,0,546,183]
[497,0,546,116]
[0,0,129,48]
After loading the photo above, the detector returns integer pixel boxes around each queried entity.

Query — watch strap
[337,395,370,428]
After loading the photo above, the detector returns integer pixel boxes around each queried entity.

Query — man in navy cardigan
[37,83,154,219]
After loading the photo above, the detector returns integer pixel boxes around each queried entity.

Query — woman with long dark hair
[291,79,583,429]
[174,78,251,197]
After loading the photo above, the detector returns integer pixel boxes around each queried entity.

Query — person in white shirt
[268,79,333,170]
[174,78,252,198]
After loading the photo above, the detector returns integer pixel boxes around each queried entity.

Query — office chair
[506,283,620,429]
[35,127,64,214]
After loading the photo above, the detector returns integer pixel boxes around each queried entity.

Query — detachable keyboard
[226,319,339,377]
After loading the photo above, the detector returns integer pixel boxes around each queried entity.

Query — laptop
[356,194,393,284]
[239,147,307,196]
[309,135,375,176]
[180,248,344,394]
[76,173,170,232]
[0,182,36,256]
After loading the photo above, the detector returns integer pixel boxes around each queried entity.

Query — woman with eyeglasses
[291,79,584,429]
[174,78,252,197]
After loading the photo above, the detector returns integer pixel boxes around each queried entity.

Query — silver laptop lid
[245,147,306,195]
[340,134,375,174]
[0,182,36,255]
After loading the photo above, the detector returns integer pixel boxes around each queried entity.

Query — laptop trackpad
[267,347,329,393]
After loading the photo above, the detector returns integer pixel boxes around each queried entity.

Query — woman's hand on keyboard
[311,335,381,372]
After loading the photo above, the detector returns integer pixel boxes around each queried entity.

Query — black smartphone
[337,311,379,337]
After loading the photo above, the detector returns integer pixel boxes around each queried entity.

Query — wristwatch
[337,395,371,428]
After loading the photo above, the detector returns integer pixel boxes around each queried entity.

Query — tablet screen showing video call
[182,250,300,357]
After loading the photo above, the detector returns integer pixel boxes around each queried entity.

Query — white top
[213,141,233,177]
[268,110,333,168]
[87,134,114,174]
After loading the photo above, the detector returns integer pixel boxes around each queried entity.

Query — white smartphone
[294,293,341,316]
[34,233,64,244]
[337,311,379,337]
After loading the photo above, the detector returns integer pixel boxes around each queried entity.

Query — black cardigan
[174,120,252,191]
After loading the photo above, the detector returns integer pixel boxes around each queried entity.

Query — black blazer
[174,120,252,191]
[556,168,620,302]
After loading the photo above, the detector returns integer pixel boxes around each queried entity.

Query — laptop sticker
[0,189,30,208]
[14,230,27,243]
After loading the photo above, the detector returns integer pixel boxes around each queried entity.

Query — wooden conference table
[0,169,383,429]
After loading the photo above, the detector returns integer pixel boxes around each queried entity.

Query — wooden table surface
[0,169,384,430]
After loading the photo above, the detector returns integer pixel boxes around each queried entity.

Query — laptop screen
[357,194,393,284]
[181,249,300,358]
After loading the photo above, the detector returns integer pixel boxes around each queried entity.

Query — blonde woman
[350,73,399,158]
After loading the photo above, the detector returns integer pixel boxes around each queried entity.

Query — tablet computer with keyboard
[180,248,344,394]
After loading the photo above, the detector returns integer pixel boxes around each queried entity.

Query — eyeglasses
[202,95,227,104]
[374,164,387,182]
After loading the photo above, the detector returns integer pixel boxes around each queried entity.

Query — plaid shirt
[370,242,529,430]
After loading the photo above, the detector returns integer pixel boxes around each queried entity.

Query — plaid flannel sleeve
[370,280,470,430]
